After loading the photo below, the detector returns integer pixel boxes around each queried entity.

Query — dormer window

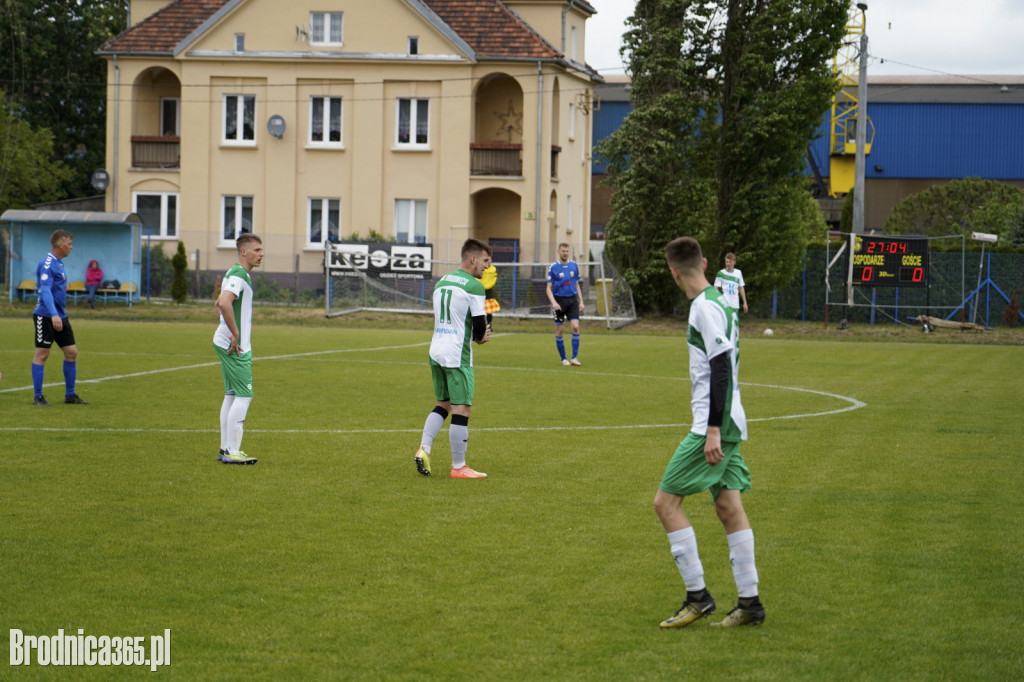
[311,12,343,46]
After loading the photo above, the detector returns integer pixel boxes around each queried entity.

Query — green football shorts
[429,359,474,406]
[659,431,751,500]
[215,344,253,398]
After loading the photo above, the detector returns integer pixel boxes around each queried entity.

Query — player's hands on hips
[227,332,240,355]
[51,315,63,332]
[704,427,724,465]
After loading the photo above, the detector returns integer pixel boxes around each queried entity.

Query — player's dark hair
[665,236,704,273]
[237,233,262,251]
[461,238,492,260]
[557,242,570,249]
[50,229,73,246]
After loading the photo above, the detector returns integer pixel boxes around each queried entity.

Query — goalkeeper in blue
[413,238,493,479]
[654,236,764,629]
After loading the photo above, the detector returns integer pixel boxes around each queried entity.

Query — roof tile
[100,0,233,54]
[422,0,559,59]
[99,0,562,60]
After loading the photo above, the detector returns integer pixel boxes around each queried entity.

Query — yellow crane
[829,2,874,197]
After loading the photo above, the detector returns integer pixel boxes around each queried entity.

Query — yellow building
[99,0,601,283]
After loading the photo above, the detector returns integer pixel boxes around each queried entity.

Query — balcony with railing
[470,143,522,176]
[131,136,180,169]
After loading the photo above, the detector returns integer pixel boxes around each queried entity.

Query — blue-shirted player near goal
[31,229,88,406]
[545,243,584,366]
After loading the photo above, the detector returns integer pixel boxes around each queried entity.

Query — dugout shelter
[3,210,143,305]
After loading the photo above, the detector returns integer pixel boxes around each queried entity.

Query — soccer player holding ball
[654,236,765,628]
[413,239,493,479]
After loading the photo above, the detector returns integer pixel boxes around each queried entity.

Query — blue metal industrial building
[591,75,1024,236]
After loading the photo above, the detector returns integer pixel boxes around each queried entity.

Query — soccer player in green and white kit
[414,238,493,479]
[213,233,264,465]
[714,252,748,314]
[654,236,764,628]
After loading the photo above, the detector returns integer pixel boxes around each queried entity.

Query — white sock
[449,423,468,469]
[420,410,446,453]
[226,397,252,453]
[219,394,235,451]
[727,528,759,598]
[667,527,705,592]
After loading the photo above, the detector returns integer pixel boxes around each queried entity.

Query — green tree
[1004,210,1024,248]
[839,188,854,233]
[0,1,128,199]
[596,0,720,313]
[597,0,846,313]
[0,91,72,213]
[171,241,188,303]
[143,243,174,296]
[883,177,1024,241]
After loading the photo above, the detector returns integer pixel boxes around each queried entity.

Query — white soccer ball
[763,328,774,336]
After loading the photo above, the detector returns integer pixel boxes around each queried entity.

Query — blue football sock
[31,363,45,397]
[555,336,566,360]
[63,360,77,396]
[571,333,580,358]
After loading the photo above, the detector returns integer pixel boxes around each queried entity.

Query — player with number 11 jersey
[429,269,486,369]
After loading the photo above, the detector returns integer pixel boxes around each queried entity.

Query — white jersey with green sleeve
[213,264,254,353]
[429,268,486,368]
[687,286,747,442]
[714,268,745,310]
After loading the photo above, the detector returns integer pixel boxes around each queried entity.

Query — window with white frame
[222,195,254,241]
[309,96,342,145]
[223,94,255,144]
[394,199,427,244]
[161,98,180,136]
[568,102,575,141]
[308,197,340,245]
[310,12,343,45]
[133,192,179,238]
[396,98,429,147]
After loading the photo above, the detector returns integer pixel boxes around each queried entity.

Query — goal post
[324,242,637,328]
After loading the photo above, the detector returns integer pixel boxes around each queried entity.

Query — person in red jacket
[85,260,103,309]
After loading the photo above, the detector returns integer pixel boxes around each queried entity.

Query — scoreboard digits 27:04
[852,235,928,287]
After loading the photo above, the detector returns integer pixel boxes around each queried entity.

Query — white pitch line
[0,342,867,432]
[0,341,431,394]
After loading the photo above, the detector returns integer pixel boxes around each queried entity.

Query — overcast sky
[585,1,1024,79]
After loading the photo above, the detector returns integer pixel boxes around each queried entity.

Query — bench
[16,280,37,301]
[96,282,138,307]
[66,281,87,302]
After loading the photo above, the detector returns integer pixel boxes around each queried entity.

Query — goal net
[324,242,637,328]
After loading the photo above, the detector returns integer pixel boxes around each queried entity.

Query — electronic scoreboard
[852,235,928,287]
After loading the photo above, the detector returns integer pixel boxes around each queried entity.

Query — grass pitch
[0,312,1021,680]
